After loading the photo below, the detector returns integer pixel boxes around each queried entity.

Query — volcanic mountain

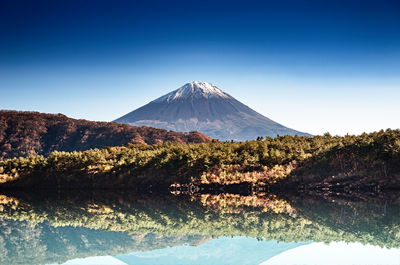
[115,81,310,141]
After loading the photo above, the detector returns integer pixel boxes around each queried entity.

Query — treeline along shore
[0,129,399,191]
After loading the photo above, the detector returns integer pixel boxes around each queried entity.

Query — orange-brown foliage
[0,110,212,159]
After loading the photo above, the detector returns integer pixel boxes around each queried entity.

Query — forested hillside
[0,129,399,190]
[0,110,212,159]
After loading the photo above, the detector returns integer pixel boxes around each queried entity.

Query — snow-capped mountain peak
[154,81,230,103]
[116,81,310,140]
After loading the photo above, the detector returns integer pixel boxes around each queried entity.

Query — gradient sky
[1,0,399,135]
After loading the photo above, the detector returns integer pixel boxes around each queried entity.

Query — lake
[0,190,398,265]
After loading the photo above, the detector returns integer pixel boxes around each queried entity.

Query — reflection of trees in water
[285,194,400,248]
[193,193,297,215]
[0,190,398,250]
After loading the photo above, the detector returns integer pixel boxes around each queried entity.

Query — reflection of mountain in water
[0,219,209,265]
[116,237,307,265]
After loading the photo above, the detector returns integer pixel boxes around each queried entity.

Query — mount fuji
[115,81,310,141]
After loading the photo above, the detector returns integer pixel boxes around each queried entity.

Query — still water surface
[57,240,400,265]
[0,191,398,265]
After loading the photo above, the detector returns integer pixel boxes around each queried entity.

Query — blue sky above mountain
[1,0,399,135]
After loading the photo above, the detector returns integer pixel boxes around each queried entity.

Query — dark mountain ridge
[0,110,212,159]
[115,81,310,141]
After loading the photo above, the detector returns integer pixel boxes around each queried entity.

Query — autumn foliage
[0,128,399,190]
[0,110,212,159]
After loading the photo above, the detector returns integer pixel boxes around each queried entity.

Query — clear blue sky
[1,0,399,135]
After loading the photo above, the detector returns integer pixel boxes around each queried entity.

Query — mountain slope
[0,110,212,159]
[115,81,310,140]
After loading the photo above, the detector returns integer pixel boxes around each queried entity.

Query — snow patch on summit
[153,81,230,103]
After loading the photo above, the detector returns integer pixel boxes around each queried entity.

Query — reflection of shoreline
[0,190,399,250]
